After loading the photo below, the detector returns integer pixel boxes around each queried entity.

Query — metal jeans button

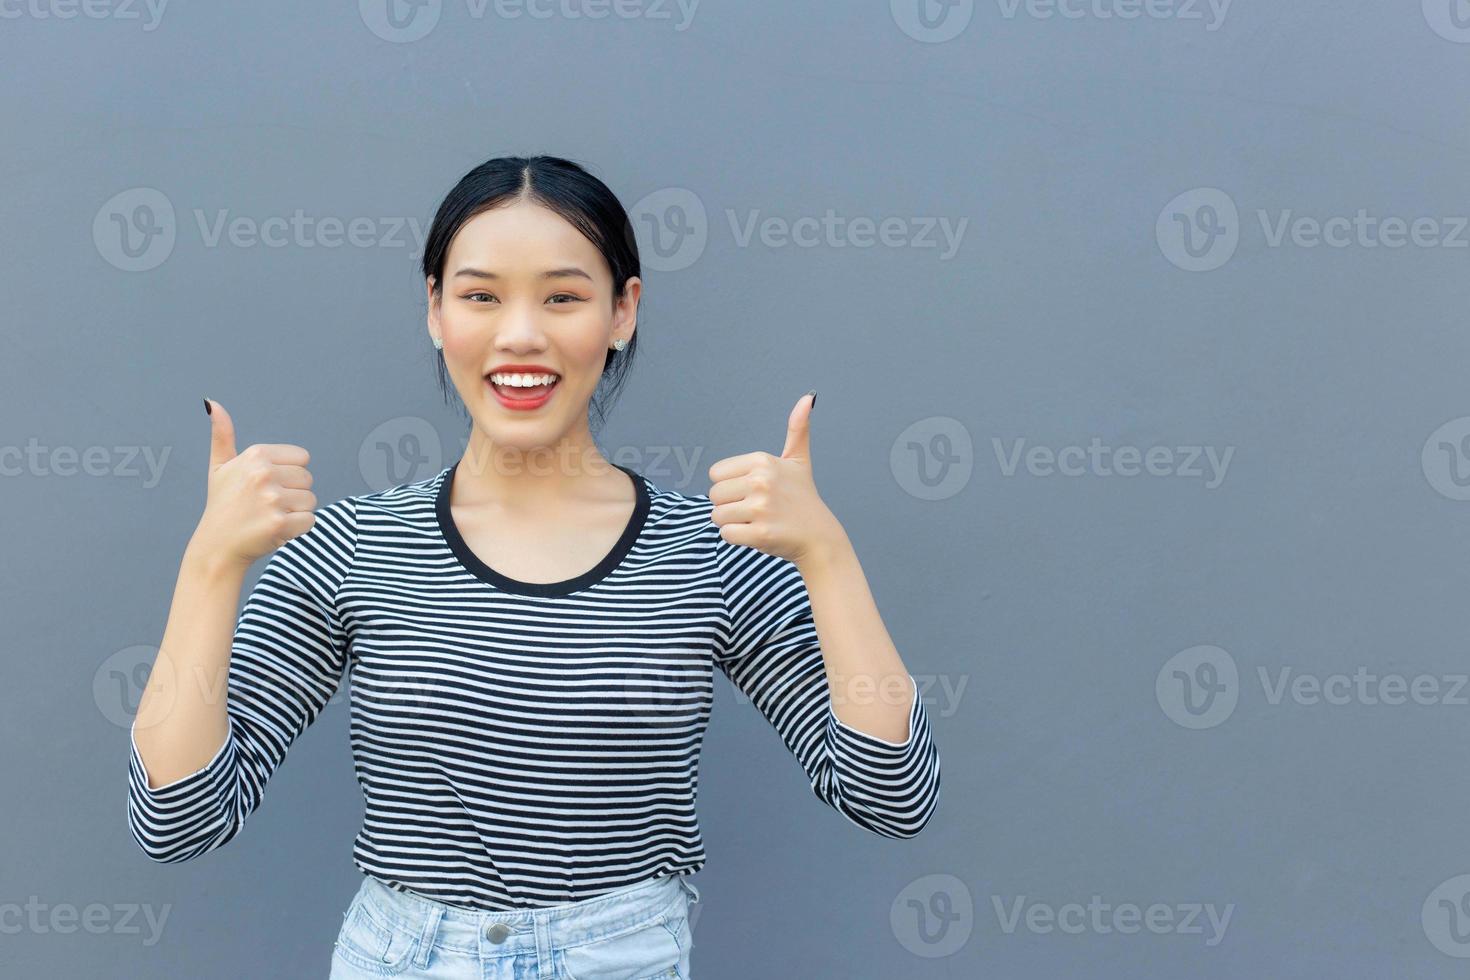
[484,922,512,943]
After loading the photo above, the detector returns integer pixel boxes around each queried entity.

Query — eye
[548,293,584,304]
[465,291,497,303]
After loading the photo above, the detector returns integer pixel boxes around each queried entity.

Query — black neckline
[434,458,651,597]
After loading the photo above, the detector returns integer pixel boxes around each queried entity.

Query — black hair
[421,155,641,434]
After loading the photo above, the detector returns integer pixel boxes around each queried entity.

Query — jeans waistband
[353,873,702,962]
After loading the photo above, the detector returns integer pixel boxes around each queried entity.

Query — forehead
[447,200,605,273]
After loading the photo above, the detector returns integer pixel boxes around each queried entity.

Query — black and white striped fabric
[127,458,941,911]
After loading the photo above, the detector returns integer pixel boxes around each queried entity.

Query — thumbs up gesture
[707,392,845,568]
[191,399,318,571]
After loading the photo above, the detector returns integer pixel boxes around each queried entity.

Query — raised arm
[127,400,356,862]
[128,496,356,861]
[705,392,940,839]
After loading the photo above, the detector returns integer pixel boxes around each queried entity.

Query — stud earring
[612,338,627,351]
[432,336,443,350]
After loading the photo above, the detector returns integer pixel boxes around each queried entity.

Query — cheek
[440,330,474,362]
[564,328,612,374]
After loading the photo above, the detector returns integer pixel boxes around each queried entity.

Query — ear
[426,276,440,338]
[614,276,641,344]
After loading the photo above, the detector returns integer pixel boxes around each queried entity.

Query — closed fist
[707,391,845,567]
[193,399,318,569]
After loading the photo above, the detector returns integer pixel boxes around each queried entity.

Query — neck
[456,421,618,508]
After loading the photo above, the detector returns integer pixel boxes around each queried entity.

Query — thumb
[204,398,238,469]
[780,390,816,461]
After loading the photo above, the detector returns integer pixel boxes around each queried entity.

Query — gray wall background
[4,1,1470,976]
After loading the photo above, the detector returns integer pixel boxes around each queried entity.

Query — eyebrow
[452,266,593,282]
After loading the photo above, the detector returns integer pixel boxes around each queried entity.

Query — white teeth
[489,373,559,387]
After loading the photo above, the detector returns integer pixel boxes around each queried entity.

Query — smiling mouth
[485,372,561,404]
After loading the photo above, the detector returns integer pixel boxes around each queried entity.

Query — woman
[126,155,941,979]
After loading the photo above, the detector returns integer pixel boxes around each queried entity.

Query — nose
[494,303,550,352]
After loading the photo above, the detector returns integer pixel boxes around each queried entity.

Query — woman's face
[427,198,638,461]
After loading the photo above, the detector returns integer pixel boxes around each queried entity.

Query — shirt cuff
[128,718,237,804]
[827,673,925,753]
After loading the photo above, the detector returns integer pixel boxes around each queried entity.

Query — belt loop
[679,878,700,905]
[413,906,442,969]
[534,912,556,980]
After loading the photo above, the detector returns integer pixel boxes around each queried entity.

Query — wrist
[182,534,250,585]
[795,525,856,580]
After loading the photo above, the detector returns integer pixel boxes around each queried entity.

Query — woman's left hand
[707,392,848,568]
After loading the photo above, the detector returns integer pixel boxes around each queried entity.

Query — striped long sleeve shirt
[127,458,941,911]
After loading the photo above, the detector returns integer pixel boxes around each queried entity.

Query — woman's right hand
[189,399,318,571]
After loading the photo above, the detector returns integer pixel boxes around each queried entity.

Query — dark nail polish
[203,398,212,416]
[807,389,817,410]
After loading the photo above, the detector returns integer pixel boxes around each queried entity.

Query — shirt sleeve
[127,496,358,863]
[712,529,940,839]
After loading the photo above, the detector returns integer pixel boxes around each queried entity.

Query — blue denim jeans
[328,872,701,979]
